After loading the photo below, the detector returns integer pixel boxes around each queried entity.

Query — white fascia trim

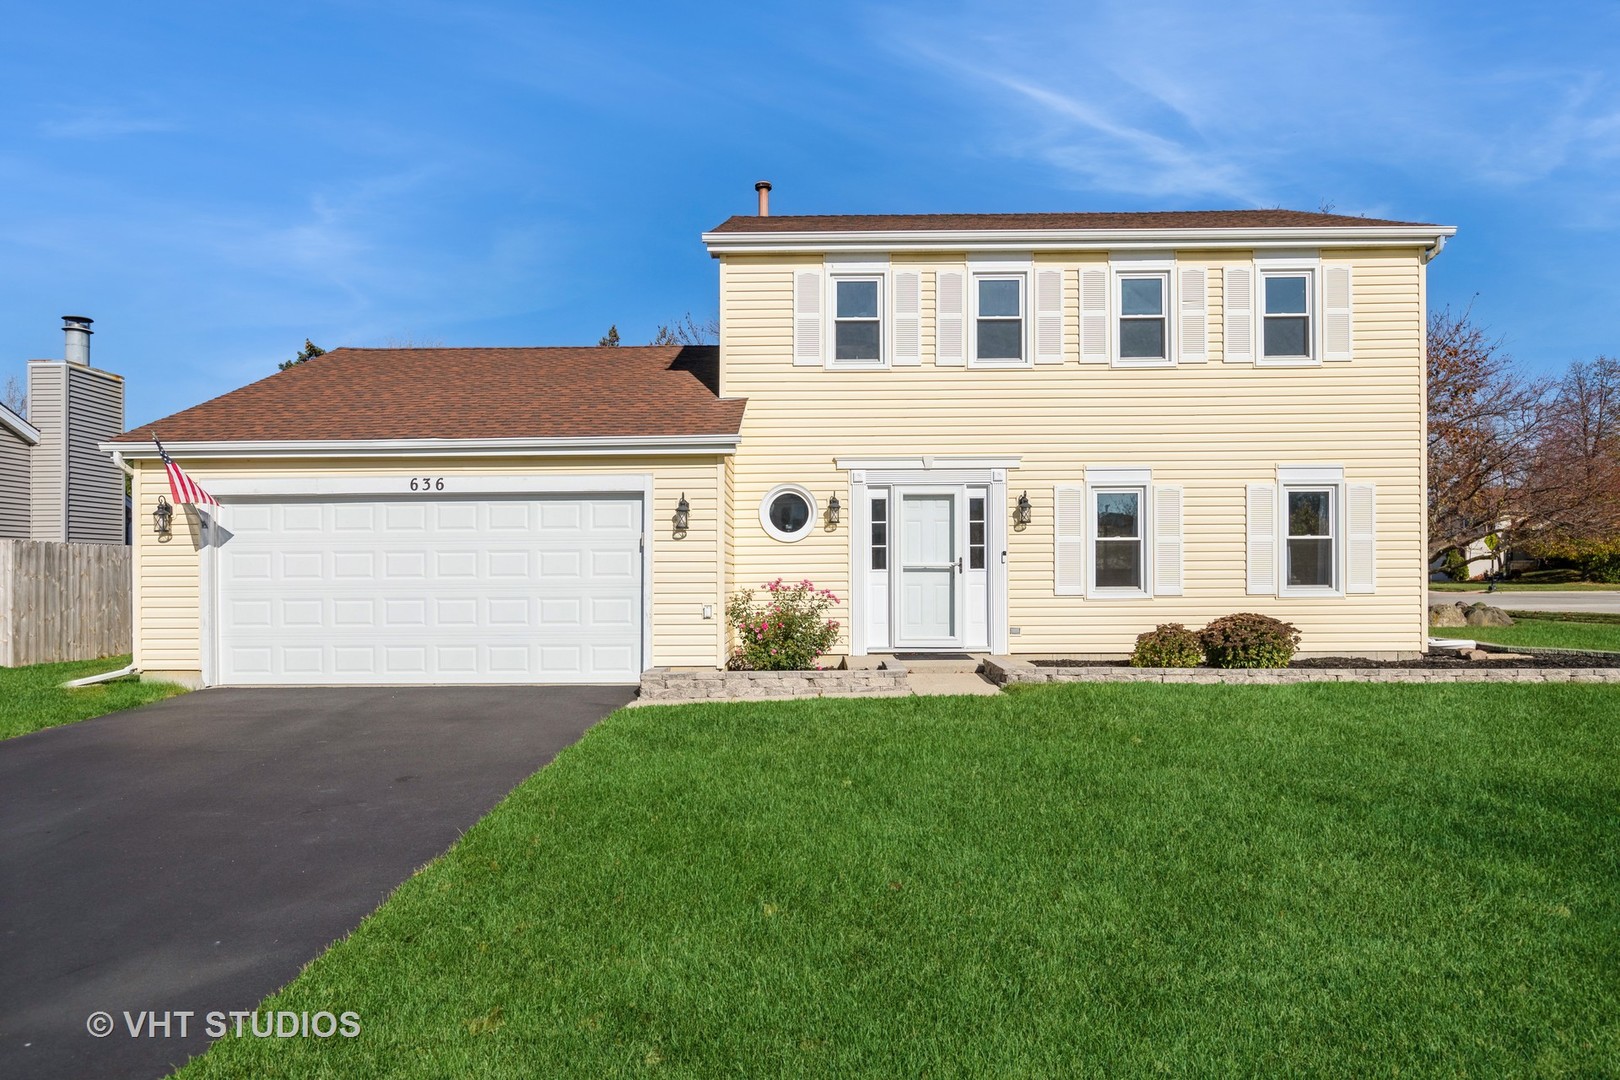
[0,403,39,445]
[203,473,654,498]
[835,455,1022,471]
[100,434,741,460]
[702,225,1457,256]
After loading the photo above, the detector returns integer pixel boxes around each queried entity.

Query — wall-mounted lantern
[673,493,690,537]
[1015,491,1032,527]
[827,493,841,527]
[153,496,174,538]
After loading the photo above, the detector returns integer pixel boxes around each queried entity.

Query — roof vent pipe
[62,315,93,366]
[755,180,771,217]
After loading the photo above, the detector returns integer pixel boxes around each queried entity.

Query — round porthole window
[760,484,816,542]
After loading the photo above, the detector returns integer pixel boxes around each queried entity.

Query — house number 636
[409,477,445,491]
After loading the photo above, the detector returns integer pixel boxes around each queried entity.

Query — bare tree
[649,313,718,346]
[2,374,24,417]
[1525,357,1620,543]
[378,334,445,349]
[1426,305,1550,560]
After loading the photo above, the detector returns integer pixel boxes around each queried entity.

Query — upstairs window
[833,277,883,364]
[974,276,1024,364]
[1117,274,1169,363]
[1262,272,1313,362]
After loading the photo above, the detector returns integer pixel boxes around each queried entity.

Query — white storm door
[215,494,643,685]
[896,490,961,647]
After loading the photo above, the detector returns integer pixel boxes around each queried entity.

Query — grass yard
[177,684,1618,1078]
[0,655,188,741]
[1431,618,1620,652]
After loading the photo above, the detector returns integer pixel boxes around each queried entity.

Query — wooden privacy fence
[0,540,131,666]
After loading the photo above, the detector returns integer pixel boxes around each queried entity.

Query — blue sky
[2,1,1617,428]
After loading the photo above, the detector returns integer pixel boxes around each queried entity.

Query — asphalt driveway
[0,685,630,1080]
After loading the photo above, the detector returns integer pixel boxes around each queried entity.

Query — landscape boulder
[1428,602,1469,628]
[1464,604,1515,628]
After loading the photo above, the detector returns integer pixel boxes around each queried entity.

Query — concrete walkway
[905,671,1003,696]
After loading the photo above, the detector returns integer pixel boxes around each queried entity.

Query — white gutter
[703,224,1457,256]
[100,433,743,460]
[61,663,139,688]
[0,403,40,446]
[1422,234,1449,264]
[109,448,134,477]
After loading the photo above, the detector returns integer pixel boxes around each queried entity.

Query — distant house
[0,317,127,544]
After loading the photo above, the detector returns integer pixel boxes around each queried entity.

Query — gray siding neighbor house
[1,317,127,545]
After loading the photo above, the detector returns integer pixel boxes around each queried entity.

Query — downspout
[1421,234,1447,264]
[61,663,139,688]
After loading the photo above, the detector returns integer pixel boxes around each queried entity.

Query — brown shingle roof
[110,346,744,444]
[709,209,1439,233]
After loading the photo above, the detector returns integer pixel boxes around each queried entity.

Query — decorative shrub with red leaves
[1199,613,1301,669]
[1130,624,1204,668]
[726,579,842,671]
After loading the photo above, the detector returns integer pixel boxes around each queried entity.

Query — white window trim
[1110,256,1176,368]
[968,254,1034,368]
[824,256,891,370]
[760,483,818,543]
[1255,251,1322,368]
[1086,466,1155,599]
[1276,464,1344,597]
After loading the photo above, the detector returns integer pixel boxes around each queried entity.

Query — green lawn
[1431,619,1620,652]
[0,655,188,741]
[177,685,1618,1078]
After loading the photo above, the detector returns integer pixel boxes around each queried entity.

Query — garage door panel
[217,494,643,685]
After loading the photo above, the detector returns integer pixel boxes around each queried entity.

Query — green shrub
[1200,613,1301,669]
[726,579,841,671]
[1130,624,1204,668]
[1518,538,1620,582]
[1441,548,1470,582]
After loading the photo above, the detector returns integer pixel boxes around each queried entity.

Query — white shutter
[1224,265,1255,363]
[1153,485,1184,596]
[1054,485,1086,595]
[1346,483,1376,593]
[1079,268,1108,363]
[793,269,823,366]
[1246,483,1277,595]
[1178,267,1207,364]
[1323,264,1353,362]
[892,270,921,366]
[1034,267,1064,364]
[935,270,965,366]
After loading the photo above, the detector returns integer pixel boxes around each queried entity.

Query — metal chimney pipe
[755,180,771,216]
[62,315,93,366]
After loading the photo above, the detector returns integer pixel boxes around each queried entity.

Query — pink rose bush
[726,578,841,670]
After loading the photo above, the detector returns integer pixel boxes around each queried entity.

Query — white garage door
[215,494,643,685]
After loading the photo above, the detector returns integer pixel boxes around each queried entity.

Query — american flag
[154,436,218,507]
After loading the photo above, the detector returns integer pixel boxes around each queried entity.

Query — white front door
[896,491,960,647]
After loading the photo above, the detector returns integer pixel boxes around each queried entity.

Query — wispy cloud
[38,107,178,139]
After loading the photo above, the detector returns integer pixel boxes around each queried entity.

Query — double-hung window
[832,277,883,365]
[1117,273,1169,363]
[973,275,1025,364]
[1284,486,1336,589]
[1092,487,1146,592]
[1262,272,1313,362]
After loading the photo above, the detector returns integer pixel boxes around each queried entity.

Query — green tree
[279,339,326,372]
[598,325,621,347]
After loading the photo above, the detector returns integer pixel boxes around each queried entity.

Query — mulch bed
[1033,653,1620,670]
